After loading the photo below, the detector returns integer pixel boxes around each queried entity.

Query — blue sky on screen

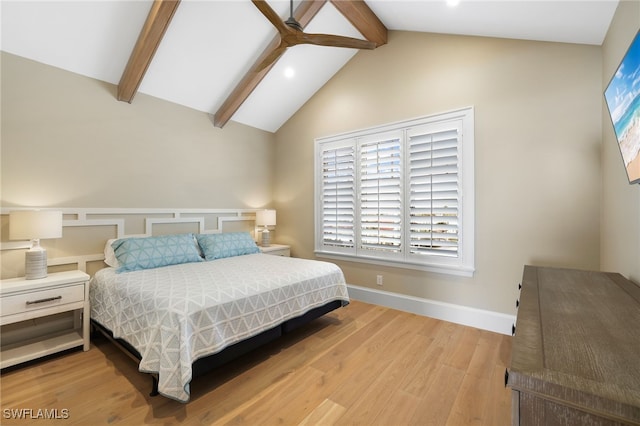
[605,31,640,136]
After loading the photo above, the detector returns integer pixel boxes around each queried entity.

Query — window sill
[315,250,475,277]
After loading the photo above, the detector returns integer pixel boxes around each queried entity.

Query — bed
[89,232,349,402]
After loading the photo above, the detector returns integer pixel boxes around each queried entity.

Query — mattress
[89,253,349,402]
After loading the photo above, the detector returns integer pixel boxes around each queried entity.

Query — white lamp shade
[255,210,276,227]
[9,210,63,240]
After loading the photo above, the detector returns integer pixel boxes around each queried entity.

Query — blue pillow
[112,233,203,273]
[196,232,260,261]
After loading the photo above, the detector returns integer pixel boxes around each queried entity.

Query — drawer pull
[26,296,62,305]
[512,324,516,336]
[504,368,509,387]
[516,299,520,308]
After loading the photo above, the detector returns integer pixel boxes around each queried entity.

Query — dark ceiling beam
[213,0,327,128]
[330,0,387,47]
[117,0,181,103]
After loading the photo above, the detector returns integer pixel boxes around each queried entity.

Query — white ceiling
[1,0,619,133]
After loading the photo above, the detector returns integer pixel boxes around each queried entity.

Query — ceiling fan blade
[300,32,376,50]
[252,0,287,34]
[254,44,288,73]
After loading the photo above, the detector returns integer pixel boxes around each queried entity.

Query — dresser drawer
[1,284,85,317]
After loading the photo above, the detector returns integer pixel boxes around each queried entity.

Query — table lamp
[9,210,63,279]
[256,209,276,247]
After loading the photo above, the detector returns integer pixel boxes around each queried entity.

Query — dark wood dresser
[507,265,640,425]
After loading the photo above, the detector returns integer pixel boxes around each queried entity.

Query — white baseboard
[347,284,515,335]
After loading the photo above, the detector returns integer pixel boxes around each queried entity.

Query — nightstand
[0,270,90,368]
[259,244,290,257]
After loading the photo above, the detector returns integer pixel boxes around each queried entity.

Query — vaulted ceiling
[1,0,619,133]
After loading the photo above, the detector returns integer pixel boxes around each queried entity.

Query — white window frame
[314,107,475,277]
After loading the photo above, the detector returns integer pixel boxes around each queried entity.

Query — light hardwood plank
[298,398,346,426]
[0,300,511,425]
[446,327,481,371]
[482,360,513,426]
[410,364,466,426]
[374,389,422,426]
[334,332,428,425]
[446,373,492,426]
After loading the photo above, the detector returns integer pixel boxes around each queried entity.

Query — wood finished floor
[0,301,512,425]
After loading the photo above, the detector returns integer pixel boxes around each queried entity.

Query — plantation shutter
[315,107,473,276]
[359,135,402,254]
[408,123,461,257]
[321,143,355,249]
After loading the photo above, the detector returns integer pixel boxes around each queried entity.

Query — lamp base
[261,229,271,247]
[25,249,48,280]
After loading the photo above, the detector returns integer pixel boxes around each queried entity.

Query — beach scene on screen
[605,32,640,183]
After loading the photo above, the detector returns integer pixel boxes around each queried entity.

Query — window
[314,107,474,276]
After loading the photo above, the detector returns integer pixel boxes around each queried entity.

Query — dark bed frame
[91,300,344,399]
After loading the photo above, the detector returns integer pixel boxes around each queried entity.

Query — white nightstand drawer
[1,284,85,317]
[0,271,90,368]
[259,244,291,257]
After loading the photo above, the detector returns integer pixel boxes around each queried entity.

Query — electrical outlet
[376,275,383,286]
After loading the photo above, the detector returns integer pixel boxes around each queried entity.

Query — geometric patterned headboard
[0,207,265,279]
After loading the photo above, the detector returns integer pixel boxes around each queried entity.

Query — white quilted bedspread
[90,253,349,402]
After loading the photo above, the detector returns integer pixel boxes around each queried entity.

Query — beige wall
[2,26,621,316]
[601,0,640,283]
[1,53,275,209]
[1,53,276,278]
[275,31,603,315]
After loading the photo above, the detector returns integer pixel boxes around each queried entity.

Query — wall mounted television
[604,30,640,185]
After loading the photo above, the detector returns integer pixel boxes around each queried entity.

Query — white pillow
[104,238,119,267]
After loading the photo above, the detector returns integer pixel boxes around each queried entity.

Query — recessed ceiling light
[446,0,460,7]
[284,67,295,79]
